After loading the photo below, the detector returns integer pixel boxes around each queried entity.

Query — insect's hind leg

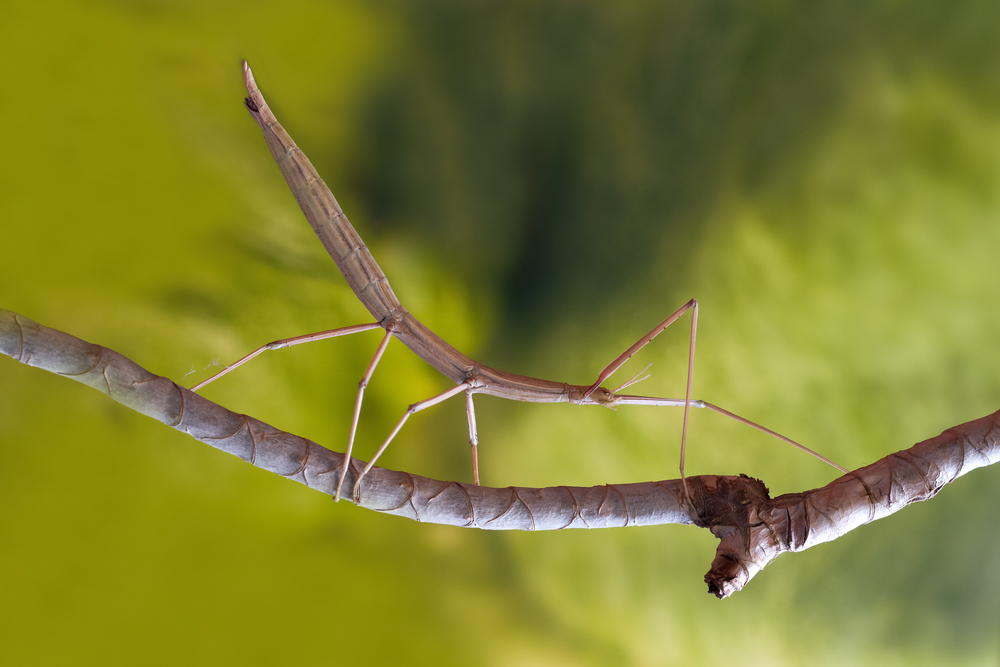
[190,322,383,391]
[703,402,849,473]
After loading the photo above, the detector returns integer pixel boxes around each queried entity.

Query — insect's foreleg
[584,299,697,398]
[466,389,480,485]
[703,402,850,473]
[190,322,382,391]
[679,300,697,503]
[583,299,699,502]
[614,394,849,473]
[353,382,472,500]
[335,329,393,501]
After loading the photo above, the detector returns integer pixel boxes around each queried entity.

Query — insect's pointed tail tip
[242,60,257,92]
[241,61,262,114]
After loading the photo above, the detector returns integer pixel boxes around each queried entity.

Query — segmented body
[242,64,618,406]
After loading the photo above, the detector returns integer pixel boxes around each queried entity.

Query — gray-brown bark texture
[2,308,998,598]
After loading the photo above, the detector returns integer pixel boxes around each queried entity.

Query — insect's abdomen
[243,65,567,395]
[259,118,403,322]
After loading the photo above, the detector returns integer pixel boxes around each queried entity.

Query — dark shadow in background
[344,1,1000,363]
[349,3,846,349]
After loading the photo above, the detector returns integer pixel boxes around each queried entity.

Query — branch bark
[3,308,997,598]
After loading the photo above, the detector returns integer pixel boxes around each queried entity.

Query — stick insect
[192,62,847,503]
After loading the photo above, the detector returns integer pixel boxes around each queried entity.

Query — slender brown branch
[0,309,695,531]
[3,308,998,598]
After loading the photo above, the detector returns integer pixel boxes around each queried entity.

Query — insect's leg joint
[463,363,487,390]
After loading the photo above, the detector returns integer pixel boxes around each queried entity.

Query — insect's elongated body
[211,63,845,499]
[242,64,639,408]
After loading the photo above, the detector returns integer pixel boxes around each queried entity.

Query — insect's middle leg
[353,382,472,500]
[466,388,480,486]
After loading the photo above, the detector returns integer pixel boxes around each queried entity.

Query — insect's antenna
[613,363,653,393]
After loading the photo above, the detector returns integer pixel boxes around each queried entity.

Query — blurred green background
[3,1,1000,664]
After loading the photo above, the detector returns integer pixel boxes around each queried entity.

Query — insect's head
[570,385,621,408]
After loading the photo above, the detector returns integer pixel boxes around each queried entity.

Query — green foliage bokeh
[2,1,1000,665]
